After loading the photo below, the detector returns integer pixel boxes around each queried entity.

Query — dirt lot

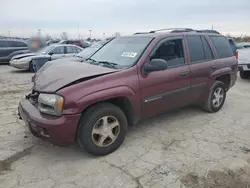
[1,65,250,188]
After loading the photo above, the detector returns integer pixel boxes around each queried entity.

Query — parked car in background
[75,40,108,60]
[236,42,250,49]
[18,28,237,156]
[0,39,28,63]
[238,48,250,79]
[46,39,61,46]
[81,41,91,48]
[10,44,82,72]
[31,40,108,73]
[227,37,238,52]
[59,40,90,48]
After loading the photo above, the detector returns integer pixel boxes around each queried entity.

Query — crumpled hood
[33,61,119,92]
[11,53,36,60]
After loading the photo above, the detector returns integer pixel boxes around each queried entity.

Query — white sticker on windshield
[121,52,137,58]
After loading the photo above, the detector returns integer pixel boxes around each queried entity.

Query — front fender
[76,86,139,113]
[8,50,30,60]
[211,67,232,79]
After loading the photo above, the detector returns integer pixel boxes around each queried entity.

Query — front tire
[203,81,226,113]
[29,61,35,72]
[240,71,248,79]
[77,103,128,156]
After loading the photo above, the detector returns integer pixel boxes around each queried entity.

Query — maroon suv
[18,29,238,156]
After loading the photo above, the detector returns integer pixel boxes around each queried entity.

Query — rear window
[210,36,234,58]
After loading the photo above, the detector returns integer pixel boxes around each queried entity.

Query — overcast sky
[1,0,250,38]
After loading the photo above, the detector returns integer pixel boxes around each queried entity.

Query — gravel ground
[1,65,250,188]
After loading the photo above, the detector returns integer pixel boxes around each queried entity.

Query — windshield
[90,37,153,68]
[38,45,54,54]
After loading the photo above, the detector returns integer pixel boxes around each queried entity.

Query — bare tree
[61,32,68,40]
[114,32,121,37]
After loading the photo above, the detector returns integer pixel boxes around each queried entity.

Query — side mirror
[143,59,168,73]
[48,52,54,56]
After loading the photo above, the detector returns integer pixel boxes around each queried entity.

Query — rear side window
[187,36,205,62]
[0,41,7,47]
[201,36,213,60]
[8,41,27,47]
[16,41,27,47]
[210,36,234,58]
[66,46,78,53]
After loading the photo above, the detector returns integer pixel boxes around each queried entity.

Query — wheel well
[216,74,230,91]
[81,97,134,127]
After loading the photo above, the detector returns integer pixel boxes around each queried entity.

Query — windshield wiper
[75,55,82,58]
[86,58,117,69]
[86,57,98,63]
[98,61,118,69]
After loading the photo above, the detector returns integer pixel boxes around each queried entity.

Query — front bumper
[18,97,81,145]
[230,72,237,89]
[9,60,30,70]
[238,64,250,72]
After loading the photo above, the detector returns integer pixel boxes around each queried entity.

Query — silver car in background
[9,44,83,71]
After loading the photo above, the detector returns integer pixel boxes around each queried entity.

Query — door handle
[211,66,217,70]
[179,71,188,76]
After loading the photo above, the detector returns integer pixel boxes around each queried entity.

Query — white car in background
[238,48,250,79]
[9,44,83,72]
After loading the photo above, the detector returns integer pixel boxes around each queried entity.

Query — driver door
[65,46,79,57]
[139,37,191,118]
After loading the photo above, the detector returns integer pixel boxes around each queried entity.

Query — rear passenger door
[65,46,78,57]
[185,35,216,102]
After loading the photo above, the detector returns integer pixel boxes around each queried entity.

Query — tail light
[234,50,238,71]
[234,51,238,59]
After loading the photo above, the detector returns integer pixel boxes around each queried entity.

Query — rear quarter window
[210,36,234,58]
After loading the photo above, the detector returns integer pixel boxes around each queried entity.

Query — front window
[90,37,153,68]
[38,45,54,54]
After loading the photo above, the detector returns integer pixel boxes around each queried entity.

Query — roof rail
[196,29,220,34]
[133,32,150,35]
[149,28,194,33]
[133,28,220,35]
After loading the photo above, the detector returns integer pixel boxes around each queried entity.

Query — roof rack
[133,28,220,35]
[196,29,220,34]
[149,28,194,33]
[133,32,151,35]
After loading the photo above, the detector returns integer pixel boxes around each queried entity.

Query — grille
[26,90,39,106]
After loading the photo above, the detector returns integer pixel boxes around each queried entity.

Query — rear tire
[240,71,248,79]
[202,81,226,113]
[77,103,128,156]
